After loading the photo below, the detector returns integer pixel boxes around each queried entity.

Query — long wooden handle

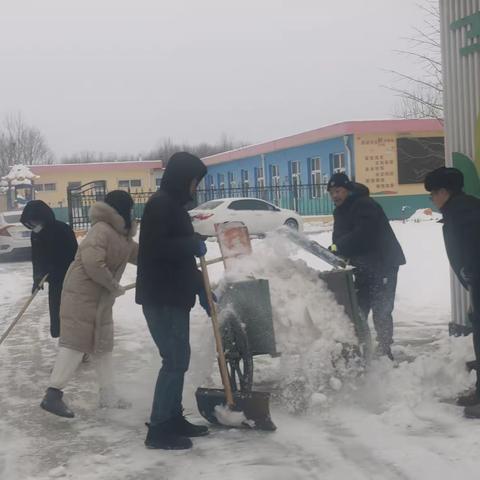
[0,274,49,346]
[123,256,225,292]
[199,256,235,407]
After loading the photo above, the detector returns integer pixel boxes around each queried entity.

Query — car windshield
[2,213,22,224]
[195,200,223,210]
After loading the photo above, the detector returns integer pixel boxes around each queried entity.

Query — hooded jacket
[20,200,78,283]
[332,183,406,270]
[135,152,207,308]
[59,201,138,354]
[440,192,480,289]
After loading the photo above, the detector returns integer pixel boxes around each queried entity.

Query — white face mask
[32,224,43,233]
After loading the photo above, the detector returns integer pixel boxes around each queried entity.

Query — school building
[201,119,444,219]
[29,160,164,221]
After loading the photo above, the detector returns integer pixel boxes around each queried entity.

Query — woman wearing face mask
[40,190,138,418]
[20,200,78,338]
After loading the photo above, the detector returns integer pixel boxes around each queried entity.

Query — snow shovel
[195,256,276,431]
[0,274,48,347]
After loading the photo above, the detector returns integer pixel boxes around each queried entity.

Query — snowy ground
[1,219,480,480]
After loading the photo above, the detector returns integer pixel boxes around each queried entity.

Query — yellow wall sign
[354,134,398,195]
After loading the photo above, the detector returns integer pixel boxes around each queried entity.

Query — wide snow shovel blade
[195,256,276,432]
[195,388,276,431]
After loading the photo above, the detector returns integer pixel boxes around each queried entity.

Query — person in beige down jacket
[40,190,138,418]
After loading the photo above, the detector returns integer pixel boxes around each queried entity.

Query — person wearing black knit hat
[136,151,210,450]
[328,172,405,360]
[39,191,138,419]
[425,167,480,418]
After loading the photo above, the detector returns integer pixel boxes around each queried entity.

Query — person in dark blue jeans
[136,152,211,450]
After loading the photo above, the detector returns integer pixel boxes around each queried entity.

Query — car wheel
[284,218,299,230]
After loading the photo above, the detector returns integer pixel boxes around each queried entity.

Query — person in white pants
[40,191,138,418]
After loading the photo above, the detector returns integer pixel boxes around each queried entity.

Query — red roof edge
[202,119,444,166]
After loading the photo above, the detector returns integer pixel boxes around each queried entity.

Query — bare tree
[145,134,248,165]
[385,1,443,120]
[61,151,136,164]
[0,113,54,175]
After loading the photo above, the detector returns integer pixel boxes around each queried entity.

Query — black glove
[460,267,476,286]
[193,233,208,258]
[198,289,217,317]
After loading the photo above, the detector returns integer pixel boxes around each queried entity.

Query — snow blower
[195,255,276,431]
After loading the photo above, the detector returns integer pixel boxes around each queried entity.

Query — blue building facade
[201,135,354,215]
[200,120,444,218]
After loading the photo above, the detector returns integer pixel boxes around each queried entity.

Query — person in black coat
[136,152,210,450]
[20,200,78,338]
[425,167,480,417]
[328,173,406,359]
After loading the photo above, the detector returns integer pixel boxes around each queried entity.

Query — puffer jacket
[59,202,138,354]
[332,184,406,271]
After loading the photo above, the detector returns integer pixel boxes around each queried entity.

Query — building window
[271,165,280,187]
[44,183,56,192]
[228,172,237,190]
[34,184,44,192]
[270,164,281,203]
[207,175,215,189]
[241,170,249,195]
[257,167,265,188]
[67,181,81,191]
[217,173,225,194]
[155,177,162,188]
[291,161,302,197]
[332,153,345,173]
[118,179,142,189]
[310,157,323,197]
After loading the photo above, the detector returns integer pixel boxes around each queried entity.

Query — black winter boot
[172,414,209,437]
[144,422,193,450]
[40,388,75,418]
[375,344,394,361]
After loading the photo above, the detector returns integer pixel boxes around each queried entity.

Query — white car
[0,210,31,260]
[190,197,303,236]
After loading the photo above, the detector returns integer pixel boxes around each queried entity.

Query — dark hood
[351,182,370,197]
[20,200,55,227]
[161,152,207,205]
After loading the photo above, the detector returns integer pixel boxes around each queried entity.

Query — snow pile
[350,334,472,415]
[407,208,442,223]
[216,232,362,412]
[1,164,39,187]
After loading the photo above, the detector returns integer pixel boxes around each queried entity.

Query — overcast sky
[0,0,431,158]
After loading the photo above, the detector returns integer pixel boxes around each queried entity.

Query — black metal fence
[194,184,334,216]
[67,180,107,230]
[67,183,334,230]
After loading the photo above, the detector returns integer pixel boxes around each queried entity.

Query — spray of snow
[214,231,362,412]
[214,405,248,427]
